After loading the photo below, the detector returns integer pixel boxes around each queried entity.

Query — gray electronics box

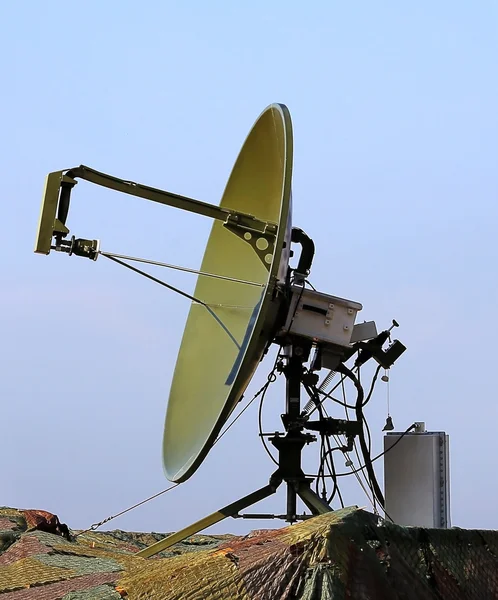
[384,430,451,528]
[282,287,362,347]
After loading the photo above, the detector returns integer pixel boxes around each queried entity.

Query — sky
[2,1,498,536]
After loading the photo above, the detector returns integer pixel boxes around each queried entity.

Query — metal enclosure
[384,430,451,528]
[282,287,362,347]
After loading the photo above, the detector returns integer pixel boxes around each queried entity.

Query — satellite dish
[34,102,407,559]
[163,104,292,482]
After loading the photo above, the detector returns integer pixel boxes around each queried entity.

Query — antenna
[163,104,293,483]
[34,103,407,558]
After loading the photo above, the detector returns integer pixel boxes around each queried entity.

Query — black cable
[361,415,376,510]
[303,382,325,420]
[315,437,322,495]
[307,380,367,508]
[284,283,305,334]
[303,382,348,507]
[308,364,382,509]
[303,382,329,500]
[306,378,334,501]
[337,363,385,507]
[364,365,382,407]
[324,438,344,507]
[364,414,373,456]
[317,387,357,410]
[323,446,339,505]
[315,435,328,498]
[103,254,241,350]
[314,423,417,478]
[308,377,345,506]
[362,365,381,469]
[316,365,381,412]
[257,350,282,465]
[214,384,265,446]
[258,384,278,465]
[103,254,204,306]
[340,375,377,508]
[306,374,350,416]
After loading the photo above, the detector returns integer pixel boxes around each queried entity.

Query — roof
[1,506,498,599]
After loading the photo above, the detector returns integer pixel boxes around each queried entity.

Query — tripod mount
[136,340,357,558]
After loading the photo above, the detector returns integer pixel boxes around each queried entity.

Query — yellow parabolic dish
[163,104,293,482]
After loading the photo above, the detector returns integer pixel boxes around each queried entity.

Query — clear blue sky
[2,1,497,534]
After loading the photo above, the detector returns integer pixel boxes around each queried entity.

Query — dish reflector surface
[163,104,293,482]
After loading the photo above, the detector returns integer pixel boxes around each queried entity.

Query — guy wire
[77,352,284,537]
[214,358,279,447]
[100,250,264,287]
[75,483,179,537]
[102,254,241,350]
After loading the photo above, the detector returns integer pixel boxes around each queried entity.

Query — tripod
[136,343,332,558]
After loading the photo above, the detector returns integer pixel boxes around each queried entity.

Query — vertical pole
[285,345,303,420]
[284,344,304,522]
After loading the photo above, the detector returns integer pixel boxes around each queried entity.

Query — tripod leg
[297,484,333,515]
[136,484,277,558]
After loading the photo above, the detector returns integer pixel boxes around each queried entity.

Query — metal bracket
[53,235,100,260]
[34,165,279,267]
[35,171,73,254]
[224,215,277,271]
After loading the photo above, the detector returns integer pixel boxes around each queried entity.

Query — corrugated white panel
[384,431,451,528]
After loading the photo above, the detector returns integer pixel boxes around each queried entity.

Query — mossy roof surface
[2,505,498,599]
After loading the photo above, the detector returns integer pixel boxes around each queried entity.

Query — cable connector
[305,418,361,438]
[52,235,100,261]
